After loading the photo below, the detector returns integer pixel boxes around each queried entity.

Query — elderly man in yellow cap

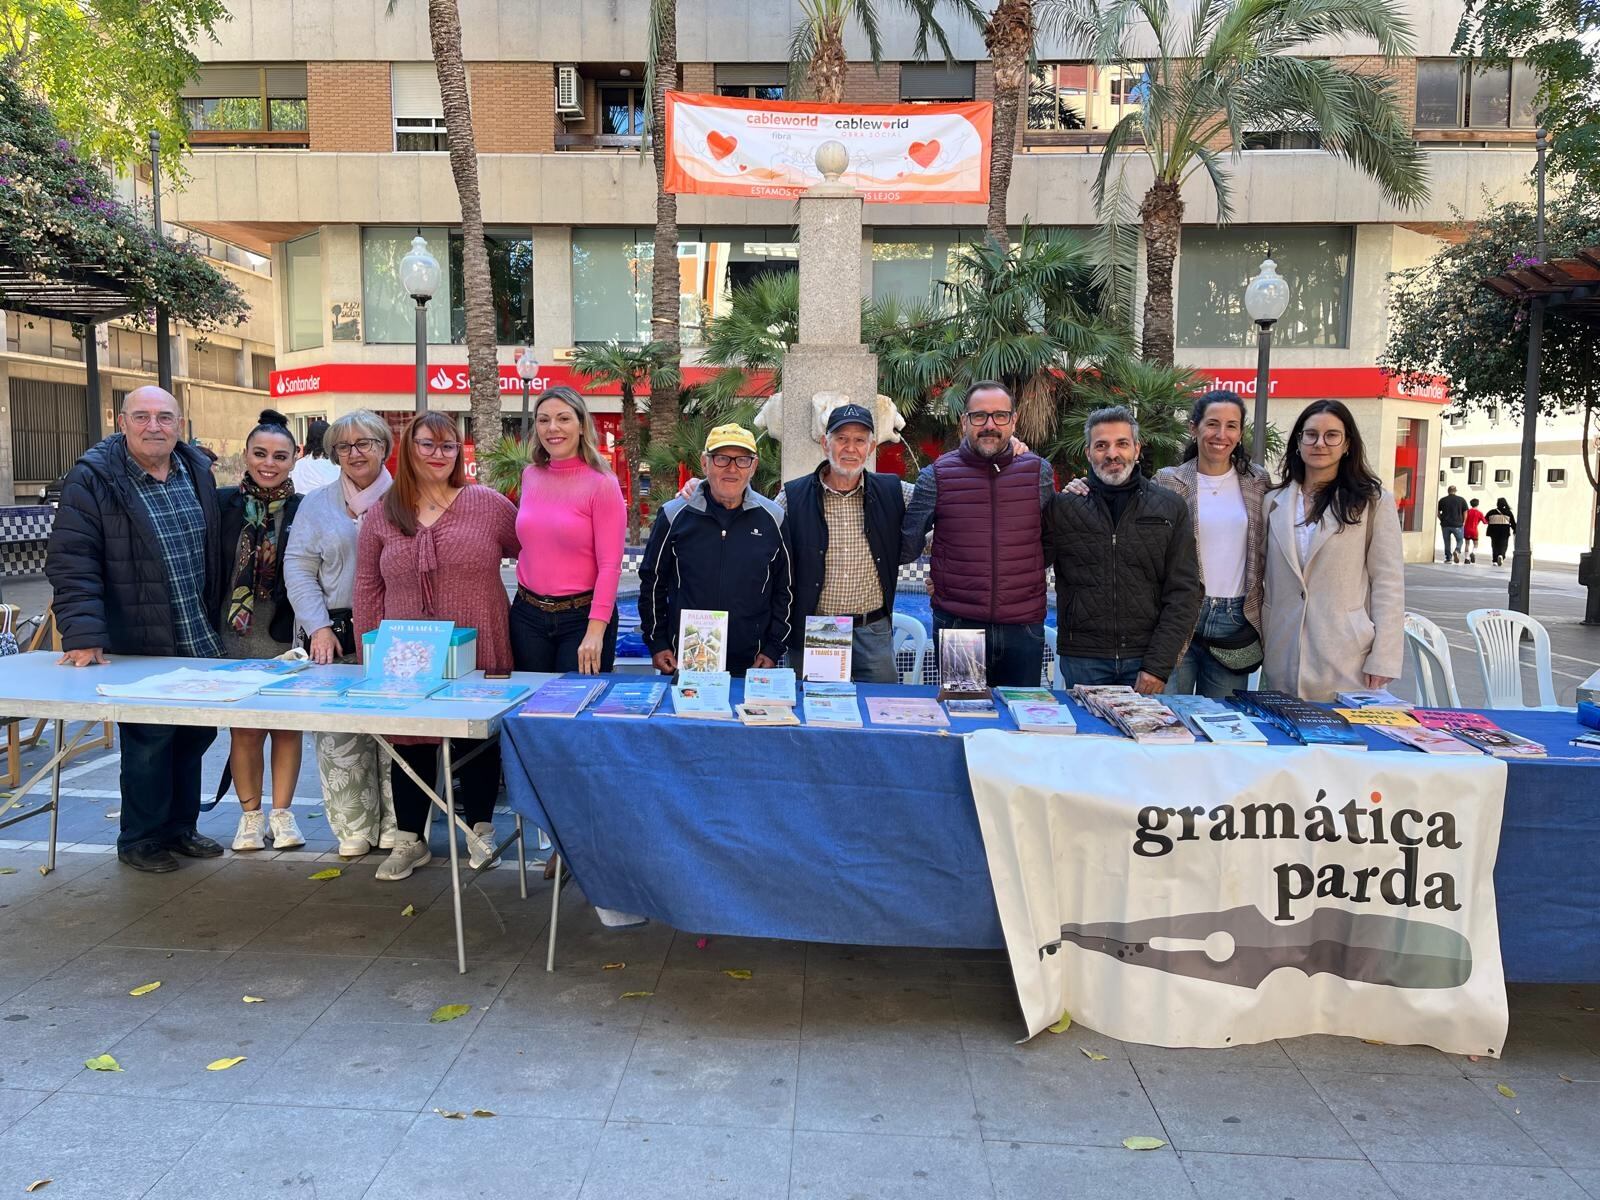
[637,423,792,677]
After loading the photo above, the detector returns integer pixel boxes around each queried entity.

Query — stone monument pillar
[778,141,881,480]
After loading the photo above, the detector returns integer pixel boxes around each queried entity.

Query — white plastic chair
[1042,624,1064,689]
[1465,608,1563,710]
[891,614,928,686]
[1404,611,1463,708]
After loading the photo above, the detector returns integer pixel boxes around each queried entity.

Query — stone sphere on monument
[814,141,849,182]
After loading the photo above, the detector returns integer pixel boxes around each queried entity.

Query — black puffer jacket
[1042,474,1202,681]
[45,436,225,655]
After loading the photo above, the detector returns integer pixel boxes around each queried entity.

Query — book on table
[936,628,988,700]
[1231,689,1367,749]
[1376,726,1482,755]
[992,686,1056,706]
[670,670,734,720]
[1335,688,1413,710]
[944,698,999,719]
[802,694,864,727]
[369,620,455,682]
[677,609,729,674]
[431,678,532,705]
[323,694,419,712]
[1191,712,1269,745]
[1412,709,1548,757]
[866,697,950,728]
[209,655,310,676]
[737,701,801,727]
[345,677,445,700]
[802,615,854,683]
[1071,686,1195,744]
[1161,694,1236,735]
[594,681,668,719]
[95,669,266,703]
[517,678,606,718]
[744,668,797,705]
[804,680,857,697]
[1007,701,1078,734]
[258,672,353,699]
[1331,706,1419,727]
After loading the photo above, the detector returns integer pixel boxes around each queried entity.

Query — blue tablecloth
[500,679,1600,982]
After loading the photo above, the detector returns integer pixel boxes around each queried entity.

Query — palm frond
[787,19,818,92]
[854,0,886,68]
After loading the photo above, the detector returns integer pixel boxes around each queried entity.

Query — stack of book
[1335,687,1414,710]
[594,681,668,719]
[865,697,949,728]
[990,688,1076,734]
[1162,695,1268,744]
[518,678,607,718]
[1231,690,1366,749]
[1413,710,1548,757]
[801,693,864,727]
[671,670,735,721]
[1069,685,1194,745]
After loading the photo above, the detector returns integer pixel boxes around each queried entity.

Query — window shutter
[714,64,788,88]
[899,63,975,101]
[180,65,263,99]
[265,66,308,98]
[392,62,445,119]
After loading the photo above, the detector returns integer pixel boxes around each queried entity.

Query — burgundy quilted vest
[930,443,1047,624]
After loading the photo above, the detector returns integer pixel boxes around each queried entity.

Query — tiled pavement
[3,741,1599,1198]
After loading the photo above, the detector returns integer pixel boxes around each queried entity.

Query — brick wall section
[844,61,901,104]
[1336,55,1417,128]
[681,63,714,95]
[307,61,393,152]
[471,62,556,152]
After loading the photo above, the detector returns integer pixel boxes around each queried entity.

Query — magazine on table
[1007,701,1078,734]
[944,698,999,719]
[801,615,854,682]
[936,628,987,700]
[370,620,455,682]
[1335,688,1413,710]
[1332,706,1419,727]
[802,694,864,727]
[677,609,729,673]
[670,670,734,720]
[1376,726,1482,755]
[517,678,606,718]
[1192,712,1269,745]
[431,678,533,705]
[95,668,267,703]
[258,672,353,699]
[866,697,950,728]
[744,668,797,705]
[737,701,801,727]
[594,681,668,719]
[345,677,445,700]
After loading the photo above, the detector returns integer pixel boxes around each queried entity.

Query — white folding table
[0,651,555,973]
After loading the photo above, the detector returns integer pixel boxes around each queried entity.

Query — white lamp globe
[399,236,441,302]
[1244,257,1291,325]
[515,347,539,382]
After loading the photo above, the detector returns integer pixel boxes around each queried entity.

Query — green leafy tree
[644,404,781,504]
[1455,0,1600,187]
[570,339,681,542]
[1045,0,1429,365]
[1,0,229,172]
[788,0,980,103]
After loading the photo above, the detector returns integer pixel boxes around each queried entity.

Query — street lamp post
[515,347,539,439]
[1508,129,1548,616]
[1244,258,1291,466]
[399,236,441,414]
[148,130,172,392]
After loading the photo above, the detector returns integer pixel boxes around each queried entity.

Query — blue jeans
[1442,526,1464,561]
[1165,595,1253,699]
[118,722,217,851]
[851,616,899,684]
[510,596,619,674]
[1059,655,1144,688]
[932,608,1046,689]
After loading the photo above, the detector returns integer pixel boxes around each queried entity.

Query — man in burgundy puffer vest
[901,381,1055,687]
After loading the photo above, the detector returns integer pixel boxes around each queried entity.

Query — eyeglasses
[1299,430,1346,447]
[965,411,1015,428]
[333,438,384,457]
[709,453,756,469]
[127,412,179,428]
[415,439,461,457]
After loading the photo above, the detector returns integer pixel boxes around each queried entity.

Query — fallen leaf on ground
[620,991,653,999]
[723,969,752,980]
[25,1181,50,1193]
[37,866,48,877]
[128,981,162,997]
[401,905,416,917]
[1080,1048,1109,1061]
[471,1108,496,1118]
[1047,1011,1073,1034]
[83,1054,122,1072]
[1497,1083,1517,1098]
[602,962,625,971]
[1559,1074,1574,1083]
[242,996,265,1004]
[0,867,17,874]
[1468,1055,1480,1062]
[105,810,119,818]
[308,868,341,881]
[1362,1039,1386,1046]
[695,937,709,949]
[206,1057,246,1071]
[433,1109,466,1120]
[1122,1136,1166,1151]
[429,1004,471,1023]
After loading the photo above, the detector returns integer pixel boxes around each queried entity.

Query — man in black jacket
[638,423,793,677]
[46,386,228,873]
[1043,406,1202,691]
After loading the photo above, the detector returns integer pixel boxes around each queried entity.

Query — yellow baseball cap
[704,423,758,455]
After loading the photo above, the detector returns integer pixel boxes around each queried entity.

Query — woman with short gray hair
[283,409,398,857]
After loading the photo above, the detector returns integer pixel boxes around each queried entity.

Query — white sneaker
[376,832,431,881]
[468,822,499,871]
[377,828,397,851]
[338,836,371,858]
[232,810,267,851]
[269,809,306,849]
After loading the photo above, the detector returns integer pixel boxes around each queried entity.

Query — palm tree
[1044,0,1428,366]
[644,0,681,443]
[982,0,1034,247]
[788,0,981,103]
[698,271,800,407]
[645,406,782,502]
[569,340,681,543]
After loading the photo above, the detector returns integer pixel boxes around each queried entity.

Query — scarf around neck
[228,474,294,635]
[342,467,392,518]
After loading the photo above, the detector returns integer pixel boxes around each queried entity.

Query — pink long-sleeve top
[354,484,520,675]
[513,457,626,622]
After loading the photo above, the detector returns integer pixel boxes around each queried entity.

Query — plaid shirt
[125,447,223,658]
[780,474,884,617]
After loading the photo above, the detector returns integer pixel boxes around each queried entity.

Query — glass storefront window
[1394,417,1428,532]
[284,232,323,352]
[1177,225,1353,349]
[571,228,653,343]
[361,227,452,344]
[448,231,533,344]
[871,228,981,305]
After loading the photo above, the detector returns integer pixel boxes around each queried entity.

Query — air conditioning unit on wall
[556,65,585,120]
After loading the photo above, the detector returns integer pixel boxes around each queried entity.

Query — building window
[252,353,276,391]
[900,63,975,104]
[714,65,787,101]
[1028,63,1150,132]
[871,228,982,305]
[717,84,786,100]
[1177,225,1353,349]
[187,339,241,385]
[181,65,308,136]
[284,232,323,352]
[598,85,646,136]
[393,63,449,151]
[1448,410,1467,426]
[448,231,534,345]
[1468,460,1485,486]
[1415,59,1539,129]
[1394,418,1428,532]
[361,227,533,346]
[1487,404,1501,424]
[1242,130,1323,150]
[110,327,159,373]
[1494,468,1513,483]
[1449,456,1465,470]
[1547,468,1567,486]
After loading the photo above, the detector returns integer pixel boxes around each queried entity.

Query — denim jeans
[1165,595,1253,699]
[1442,526,1465,561]
[1059,655,1144,688]
[851,616,899,684]
[117,722,217,851]
[931,608,1046,689]
[510,596,619,674]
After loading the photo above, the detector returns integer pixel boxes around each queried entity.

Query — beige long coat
[1261,483,1406,701]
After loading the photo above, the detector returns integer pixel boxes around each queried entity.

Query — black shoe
[118,843,180,873]
[165,830,225,858]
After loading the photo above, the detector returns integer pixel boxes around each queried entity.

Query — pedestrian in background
[1438,485,1467,564]
[1486,497,1516,565]
[290,417,339,493]
[1463,498,1485,564]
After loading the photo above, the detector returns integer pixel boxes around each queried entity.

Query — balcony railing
[555,133,645,152]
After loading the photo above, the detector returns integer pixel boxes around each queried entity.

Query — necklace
[1198,468,1230,495]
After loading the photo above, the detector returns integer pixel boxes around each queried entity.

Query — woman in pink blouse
[511,385,627,675]
[354,411,519,882]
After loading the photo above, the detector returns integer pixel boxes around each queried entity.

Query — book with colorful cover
[802,694,864,727]
[1376,725,1482,755]
[804,680,857,697]
[677,609,729,673]
[594,681,668,719]
[670,670,733,720]
[1232,689,1367,750]
[744,668,797,706]
[1192,712,1269,745]
[936,628,987,700]
[802,615,854,682]
[258,672,353,699]
[431,679,532,705]
[1451,727,1548,757]
[866,697,950,728]
[737,701,801,727]
[517,678,606,718]
[370,620,455,682]
[1413,709,1502,732]
[1336,688,1413,710]
[1007,701,1078,734]
[210,655,310,676]
[1162,694,1237,735]
[345,677,445,700]
[96,669,264,703]
[944,698,999,719]
[992,686,1056,706]
[1332,706,1420,727]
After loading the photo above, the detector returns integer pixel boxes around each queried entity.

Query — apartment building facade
[164,0,1540,560]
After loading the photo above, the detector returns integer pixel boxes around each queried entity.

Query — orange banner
[663,91,992,204]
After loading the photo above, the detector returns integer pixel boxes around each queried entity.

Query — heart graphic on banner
[707,131,738,160]
[909,140,940,168]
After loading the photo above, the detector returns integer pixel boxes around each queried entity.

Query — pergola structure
[1480,244,1600,325]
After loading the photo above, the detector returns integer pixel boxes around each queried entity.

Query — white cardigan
[1260,482,1406,702]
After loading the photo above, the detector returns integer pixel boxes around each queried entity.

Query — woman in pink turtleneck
[511,385,627,675]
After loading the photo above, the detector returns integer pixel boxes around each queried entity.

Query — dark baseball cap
[825,403,874,435]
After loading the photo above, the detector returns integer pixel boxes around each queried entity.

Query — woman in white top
[289,418,340,493]
[1152,390,1273,698]
[1261,400,1405,701]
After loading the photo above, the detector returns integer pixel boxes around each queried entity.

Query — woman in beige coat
[1261,400,1405,702]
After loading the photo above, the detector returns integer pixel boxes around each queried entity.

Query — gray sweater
[283,479,363,638]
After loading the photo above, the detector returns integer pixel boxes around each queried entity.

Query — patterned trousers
[312,730,397,846]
